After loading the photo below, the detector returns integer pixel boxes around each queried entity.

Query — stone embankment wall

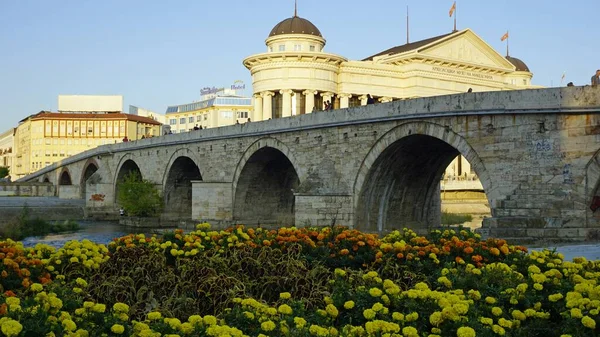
[0,183,55,197]
[0,197,85,225]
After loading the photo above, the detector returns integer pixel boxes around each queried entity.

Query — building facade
[243,15,539,120]
[129,105,167,125]
[58,95,123,113]
[0,128,15,179]
[165,88,252,133]
[13,112,161,179]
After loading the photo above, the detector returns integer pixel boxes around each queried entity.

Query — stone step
[494,208,542,217]
[500,199,574,209]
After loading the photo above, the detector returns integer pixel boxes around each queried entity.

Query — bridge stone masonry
[19,86,600,243]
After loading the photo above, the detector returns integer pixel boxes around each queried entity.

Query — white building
[0,128,15,180]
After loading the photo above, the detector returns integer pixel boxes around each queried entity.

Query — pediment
[418,30,514,70]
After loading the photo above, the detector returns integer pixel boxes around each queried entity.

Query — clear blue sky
[1,0,598,132]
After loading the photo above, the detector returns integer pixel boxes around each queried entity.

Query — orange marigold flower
[500,245,509,255]
[340,249,350,255]
[489,248,500,256]
[464,247,474,254]
[4,290,16,297]
[396,253,404,259]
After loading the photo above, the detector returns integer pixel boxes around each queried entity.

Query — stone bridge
[20,87,600,242]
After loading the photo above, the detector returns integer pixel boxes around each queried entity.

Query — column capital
[320,91,334,97]
[253,93,262,99]
[338,93,352,99]
[302,90,318,96]
[279,89,294,95]
[261,91,275,98]
[358,94,368,100]
[379,97,393,103]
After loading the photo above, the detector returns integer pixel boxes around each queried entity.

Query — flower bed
[0,224,598,336]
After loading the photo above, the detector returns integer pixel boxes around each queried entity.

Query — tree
[117,172,163,217]
[0,167,9,179]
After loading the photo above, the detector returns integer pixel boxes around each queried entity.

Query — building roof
[29,111,162,125]
[269,16,322,38]
[362,32,455,61]
[505,56,530,72]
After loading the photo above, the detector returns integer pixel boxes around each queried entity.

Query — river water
[18,221,600,262]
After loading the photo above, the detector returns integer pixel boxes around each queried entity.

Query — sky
[1,0,598,132]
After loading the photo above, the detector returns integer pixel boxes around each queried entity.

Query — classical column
[339,93,351,109]
[261,91,274,120]
[280,89,293,118]
[303,90,316,114]
[379,97,393,103]
[359,94,368,106]
[321,92,334,110]
[253,94,263,121]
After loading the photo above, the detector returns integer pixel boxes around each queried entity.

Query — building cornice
[243,52,346,69]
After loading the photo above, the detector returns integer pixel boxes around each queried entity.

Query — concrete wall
[19,86,600,242]
[0,183,55,197]
[58,185,80,199]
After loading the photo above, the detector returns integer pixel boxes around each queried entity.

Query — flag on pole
[449,1,456,17]
[561,73,566,81]
[501,31,509,41]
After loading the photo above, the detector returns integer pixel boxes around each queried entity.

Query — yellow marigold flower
[344,301,355,309]
[261,320,276,332]
[479,317,493,326]
[492,324,506,335]
[279,292,291,300]
[363,309,376,320]
[75,278,88,287]
[70,257,79,263]
[560,335,572,337]
[187,315,202,325]
[372,302,384,312]
[406,312,419,322]
[294,317,306,329]
[147,311,162,320]
[498,318,513,328]
[369,288,383,297]
[75,329,89,337]
[571,308,583,319]
[430,311,443,326]
[334,268,346,277]
[533,283,543,291]
[0,319,23,337]
[73,287,83,294]
[309,324,329,336]
[512,310,526,321]
[457,326,476,337]
[83,301,94,309]
[516,283,528,293]
[278,304,293,315]
[548,293,563,302]
[243,311,255,319]
[402,326,418,337]
[92,304,105,313]
[62,319,77,332]
[492,307,503,316]
[111,324,125,334]
[582,316,597,329]
[203,315,217,326]
[326,304,339,317]
[30,283,43,292]
[113,303,129,314]
[179,322,194,334]
[485,297,497,304]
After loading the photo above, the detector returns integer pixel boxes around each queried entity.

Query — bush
[441,211,473,225]
[116,171,163,217]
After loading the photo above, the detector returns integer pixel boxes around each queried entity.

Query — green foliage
[0,206,80,240]
[117,171,163,217]
[0,166,8,178]
[441,211,473,225]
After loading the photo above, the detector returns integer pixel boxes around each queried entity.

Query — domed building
[243,9,539,121]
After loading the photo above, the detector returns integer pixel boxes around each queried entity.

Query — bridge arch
[232,137,302,226]
[80,159,99,198]
[114,155,143,203]
[353,121,492,232]
[162,149,203,220]
[59,168,73,186]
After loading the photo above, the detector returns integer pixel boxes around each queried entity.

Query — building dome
[505,56,530,72]
[269,16,322,37]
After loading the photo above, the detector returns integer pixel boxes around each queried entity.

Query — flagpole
[506,31,509,56]
[406,6,409,44]
[453,2,457,31]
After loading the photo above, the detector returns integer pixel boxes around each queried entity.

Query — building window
[188,117,194,123]
[269,46,273,52]
[179,118,185,124]
[221,111,233,118]
[294,44,301,51]
[170,119,176,125]
[279,45,285,51]
[196,116,202,122]
[309,45,315,51]
[523,79,527,85]
[204,115,208,121]
[237,111,248,118]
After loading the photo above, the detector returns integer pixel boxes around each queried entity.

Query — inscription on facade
[431,66,494,80]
